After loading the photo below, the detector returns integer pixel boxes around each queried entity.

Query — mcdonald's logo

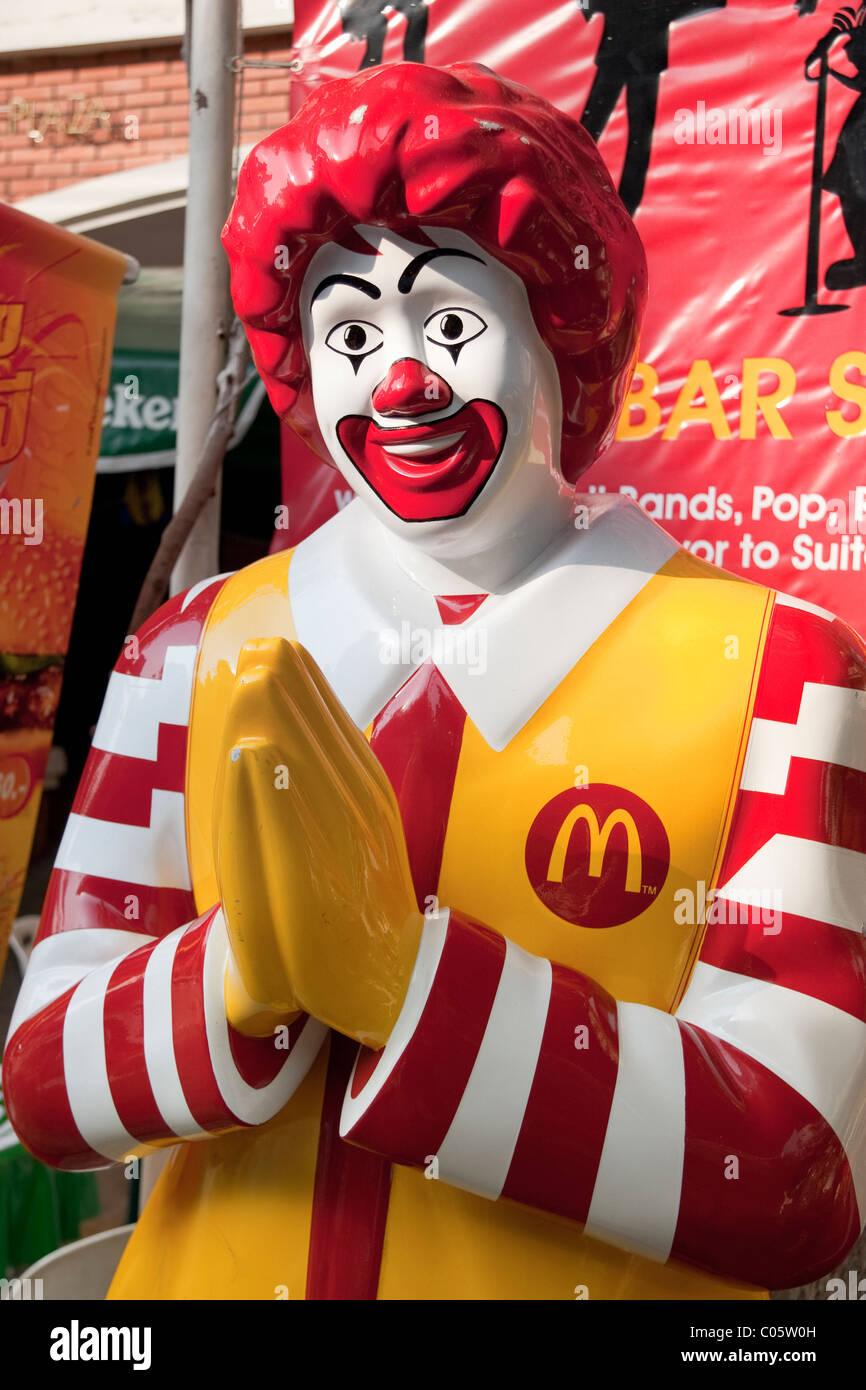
[525,784,670,929]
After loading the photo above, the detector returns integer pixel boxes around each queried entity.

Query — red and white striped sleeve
[2,576,326,1172]
[340,591,866,1290]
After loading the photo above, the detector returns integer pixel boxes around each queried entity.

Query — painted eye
[325,320,384,372]
[424,308,487,361]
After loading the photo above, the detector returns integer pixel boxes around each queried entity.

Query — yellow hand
[214,636,424,1049]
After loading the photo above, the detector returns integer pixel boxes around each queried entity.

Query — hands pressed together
[214,637,424,1050]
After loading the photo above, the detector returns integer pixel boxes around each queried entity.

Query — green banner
[100,350,178,464]
[98,349,265,471]
[97,272,266,472]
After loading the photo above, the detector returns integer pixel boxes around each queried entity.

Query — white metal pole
[171,0,239,593]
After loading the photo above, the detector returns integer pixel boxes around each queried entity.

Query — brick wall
[0,34,294,204]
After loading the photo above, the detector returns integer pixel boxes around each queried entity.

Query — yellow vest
[109,546,772,1300]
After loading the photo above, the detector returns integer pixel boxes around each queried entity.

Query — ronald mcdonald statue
[5,63,866,1301]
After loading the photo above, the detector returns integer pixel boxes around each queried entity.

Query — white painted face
[301,225,568,567]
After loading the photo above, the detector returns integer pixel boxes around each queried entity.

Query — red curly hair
[222,61,646,485]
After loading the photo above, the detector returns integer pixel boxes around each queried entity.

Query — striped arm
[340,595,866,1290]
[3,908,326,1168]
[2,579,326,1171]
[673,591,866,1285]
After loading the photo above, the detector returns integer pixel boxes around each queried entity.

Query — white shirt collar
[290,495,679,751]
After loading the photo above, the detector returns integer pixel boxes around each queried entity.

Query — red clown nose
[372,358,453,417]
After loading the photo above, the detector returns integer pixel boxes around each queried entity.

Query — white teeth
[380,430,465,457]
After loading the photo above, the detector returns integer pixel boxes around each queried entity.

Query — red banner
[281,0,866,632]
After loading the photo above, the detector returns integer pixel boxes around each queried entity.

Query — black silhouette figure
[339,0,429,69]
[782,3,865,314]
[578,1,726,215]
[820,6,866,288]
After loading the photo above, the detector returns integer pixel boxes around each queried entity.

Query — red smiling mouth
[337,400,507,522]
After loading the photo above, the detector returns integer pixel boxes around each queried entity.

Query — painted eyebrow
[397,248,486,295]
[311,273,381,304]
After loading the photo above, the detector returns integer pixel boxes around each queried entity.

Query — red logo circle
[525,784,670,929]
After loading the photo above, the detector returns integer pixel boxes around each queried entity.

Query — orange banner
[0,206,127,972]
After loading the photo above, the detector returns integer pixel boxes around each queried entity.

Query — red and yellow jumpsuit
[4,498,865,1299]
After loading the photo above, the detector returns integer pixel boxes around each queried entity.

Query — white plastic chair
[20,1223,135,1300]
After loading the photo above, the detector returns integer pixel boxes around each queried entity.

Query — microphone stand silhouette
[781,38,849,315]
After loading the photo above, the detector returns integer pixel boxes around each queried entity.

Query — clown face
[302,225,568,568]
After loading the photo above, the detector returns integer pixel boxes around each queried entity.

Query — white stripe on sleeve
[740,685,866,797]
[435,940,552,1200]
[585,1002,686,1263]
[92,645,198,760]
[9,927,154,1038]
[717,834,866,935]
[63,959,156,1163]
[201,910,328,1125]
[55,790,191,891]
[141,931,207,1139]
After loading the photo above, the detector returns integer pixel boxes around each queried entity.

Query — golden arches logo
[525,784,670,928]
[545,804,643,895]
